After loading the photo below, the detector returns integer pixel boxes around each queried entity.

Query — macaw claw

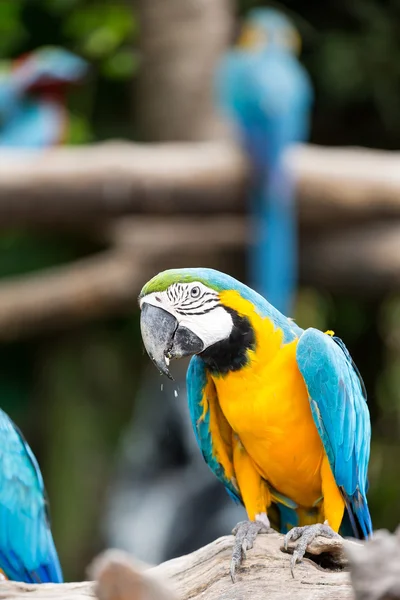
[230,519,273,583]
[283,521,341,577]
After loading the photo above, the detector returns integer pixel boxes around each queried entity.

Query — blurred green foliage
[0,231,102,279]
[38,317,144,576]
[0,0,137,73]
[0,0,138,142]
[2,0,400,147]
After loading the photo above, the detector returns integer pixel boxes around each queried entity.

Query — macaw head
[12,46,88,96]
[139,267,299,379]
[237,8,301,54]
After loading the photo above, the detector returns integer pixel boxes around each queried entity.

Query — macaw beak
[140,303,204,380]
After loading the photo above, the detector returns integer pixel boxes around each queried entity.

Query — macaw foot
[230,514,273,582]
[284,520,341,577]
[0,569,7,581]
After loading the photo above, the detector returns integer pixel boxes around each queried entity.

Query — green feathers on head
[140,268,224,298]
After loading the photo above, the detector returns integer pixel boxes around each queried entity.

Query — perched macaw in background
[216,8,313,316]
[0,409,62,582]
[0,46,87,147]
[139,267,372,579]
[0,46,78,585]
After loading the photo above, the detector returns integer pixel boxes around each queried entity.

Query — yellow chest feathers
[212,291,325,507]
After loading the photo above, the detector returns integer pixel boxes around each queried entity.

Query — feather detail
[0,410,62,582]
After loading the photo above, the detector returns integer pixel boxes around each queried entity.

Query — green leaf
[42,0,81,14]
[101,48,139,80]
[0,0,27,58]
[64,3,135,59]
[64,112,93,145]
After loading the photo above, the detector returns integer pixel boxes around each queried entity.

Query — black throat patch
[200,307,256,376]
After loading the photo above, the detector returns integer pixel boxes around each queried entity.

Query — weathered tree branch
[347,526,400,600]
[2,528,399,600]
[0,142,248,225]
[4,529,399,600]
[0,213,400,341]
[287,144,400,223]
[91,551,176,600]
[1,143,400,225]
[0,532,355,600]
[0,216,245,341]
[300,222,400,294]
[0,142,400,336]
[0,581,93,600]
[106,215,246,253]
[0,251,140,341]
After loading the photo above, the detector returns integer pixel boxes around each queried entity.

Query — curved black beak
[140,303,204,379]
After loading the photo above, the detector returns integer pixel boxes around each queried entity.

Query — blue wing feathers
[297,329,372,539]
[0,410,62,582]
[187,357,241,503]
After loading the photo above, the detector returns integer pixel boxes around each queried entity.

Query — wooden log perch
[3,529,399,600]
[0,251,141,342]
[0,532,357,600]
[0,142,400,225]
[1,529,399,600]
[0,213,399,342]
[0,215,245,341]
[0,142,248,225]
[300,222,400,294]
[1,141,400,336]
[287,144,400,223]
[347,526,400,600]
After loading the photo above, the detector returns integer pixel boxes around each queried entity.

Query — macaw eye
[191,286,201,298]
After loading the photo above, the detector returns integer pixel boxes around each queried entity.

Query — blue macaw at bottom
[0,409,62,583]
[139,268,372,579]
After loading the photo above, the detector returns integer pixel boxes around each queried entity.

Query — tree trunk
[136,0,234,141]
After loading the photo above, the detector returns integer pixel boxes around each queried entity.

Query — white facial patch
[179,306,233,349]
[140,282,234,350]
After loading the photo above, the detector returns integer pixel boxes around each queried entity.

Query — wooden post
[136,0,234,141]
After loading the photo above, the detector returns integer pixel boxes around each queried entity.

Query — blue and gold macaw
[139,268,372,579]
[0,46,87,147]
[0,409,62,583]
[216,9,313,315]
